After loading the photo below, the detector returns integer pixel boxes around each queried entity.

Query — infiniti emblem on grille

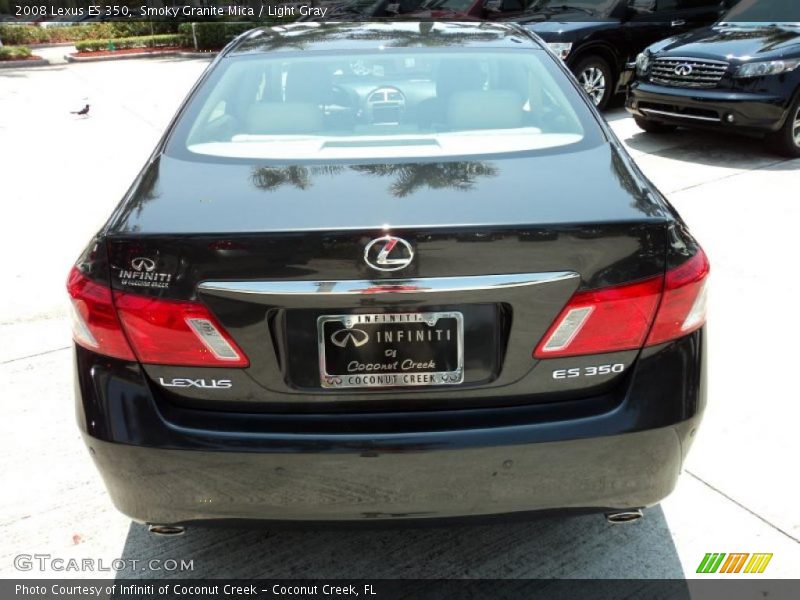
[364,235,414,271]
[330,328,370,348]
[674,63,694,76]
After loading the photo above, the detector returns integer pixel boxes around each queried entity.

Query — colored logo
[364,236,414,272]
[696,553,773,574]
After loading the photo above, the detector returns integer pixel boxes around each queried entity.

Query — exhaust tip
[148,524,186,537]
[605,509,644,524]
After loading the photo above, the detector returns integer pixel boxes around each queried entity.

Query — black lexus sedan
[627,2,800,156]
[69,22,708,532]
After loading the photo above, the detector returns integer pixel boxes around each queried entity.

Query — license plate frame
[317,311,464,389]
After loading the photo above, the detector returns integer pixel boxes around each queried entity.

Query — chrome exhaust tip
[605,509,644,524]
[148,524,186,537]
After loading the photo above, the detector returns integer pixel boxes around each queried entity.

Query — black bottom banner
[4,579,800,600]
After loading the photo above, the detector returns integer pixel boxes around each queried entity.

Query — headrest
[284,63,331,103]
[446,91,524,131]
[436,59,486,99]
[245,103,323,134]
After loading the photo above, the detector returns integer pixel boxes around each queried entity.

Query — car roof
[228,22,542,55]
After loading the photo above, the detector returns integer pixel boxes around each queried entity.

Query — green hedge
[0,45,32,60]
[177,22,255,51]
[74,34,186,53]
[0,22,178,45]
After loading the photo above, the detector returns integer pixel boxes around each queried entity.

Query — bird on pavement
[71,104,90,116]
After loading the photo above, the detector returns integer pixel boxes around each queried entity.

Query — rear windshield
[170,48,599,161]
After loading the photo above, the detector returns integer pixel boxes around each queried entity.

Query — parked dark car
[627,2,800,156]
[513,0,729,109]
[69,22,708,531]
[300,1,727,109]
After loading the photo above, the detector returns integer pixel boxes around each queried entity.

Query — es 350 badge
[118,256,173,289]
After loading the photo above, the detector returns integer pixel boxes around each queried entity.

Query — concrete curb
[65,50,216,63]
[0,58,50,69]
[29,42,76,49]
[177,51,217,58]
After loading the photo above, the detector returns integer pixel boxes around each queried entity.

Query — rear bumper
[85,423,695,524]
[76,331,706,524]
[627,82,791,133]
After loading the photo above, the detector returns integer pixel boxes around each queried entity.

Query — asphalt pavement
[1,57,798,580]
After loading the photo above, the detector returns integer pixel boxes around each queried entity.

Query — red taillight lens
[114,292,249,367]
[534,276,663,359]
[67,267,136,361]
[67,266,248,367]
[647,249,709,346]
[534,249,709,359]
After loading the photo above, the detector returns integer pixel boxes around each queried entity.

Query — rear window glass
[173,49,596,161]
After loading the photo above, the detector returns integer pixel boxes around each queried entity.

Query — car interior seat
[417,59,486,129]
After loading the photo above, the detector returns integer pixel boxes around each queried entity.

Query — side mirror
[385,2,401,14]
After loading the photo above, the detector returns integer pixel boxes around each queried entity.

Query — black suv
[627,2,800,156]
[513,0,728,109]
[299,1,727,110]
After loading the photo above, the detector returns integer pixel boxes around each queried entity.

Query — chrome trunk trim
[198,272,579,298]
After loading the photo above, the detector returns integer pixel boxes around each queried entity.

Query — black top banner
[1,0,800,23]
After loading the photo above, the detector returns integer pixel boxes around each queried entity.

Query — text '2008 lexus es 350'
[68,22,708,531]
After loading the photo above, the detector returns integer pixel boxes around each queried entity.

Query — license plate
[317,311,464,389]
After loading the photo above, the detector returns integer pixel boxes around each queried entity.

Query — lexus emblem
[330,328,370,348]
[674,63,694,76]
[364,236,414,272]
[131,257,156,272]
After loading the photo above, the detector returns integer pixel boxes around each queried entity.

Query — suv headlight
[736,59,800,78]
[548,42,573,60]
[635,52,652,76]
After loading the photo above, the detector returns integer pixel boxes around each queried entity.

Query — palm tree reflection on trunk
[351,162,498,197]
[250,161,498,196]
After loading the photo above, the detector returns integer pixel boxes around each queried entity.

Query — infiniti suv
[627,1,800,156]
[69,22,708,530]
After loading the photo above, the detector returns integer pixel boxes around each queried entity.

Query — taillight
[534,276,663,359]
[647,250,709,346]
[114,292,249,367]
[534,249,709,358]
[67,266,248,367]
[67,267,136,361]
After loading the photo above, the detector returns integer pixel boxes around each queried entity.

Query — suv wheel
[574,56,613,110]
[634,116,678,134]
[768,95,800,158]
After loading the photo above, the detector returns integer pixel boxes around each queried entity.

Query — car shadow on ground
[623,128,795,170]
[113,507,687,582]
[603,107,797,169]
